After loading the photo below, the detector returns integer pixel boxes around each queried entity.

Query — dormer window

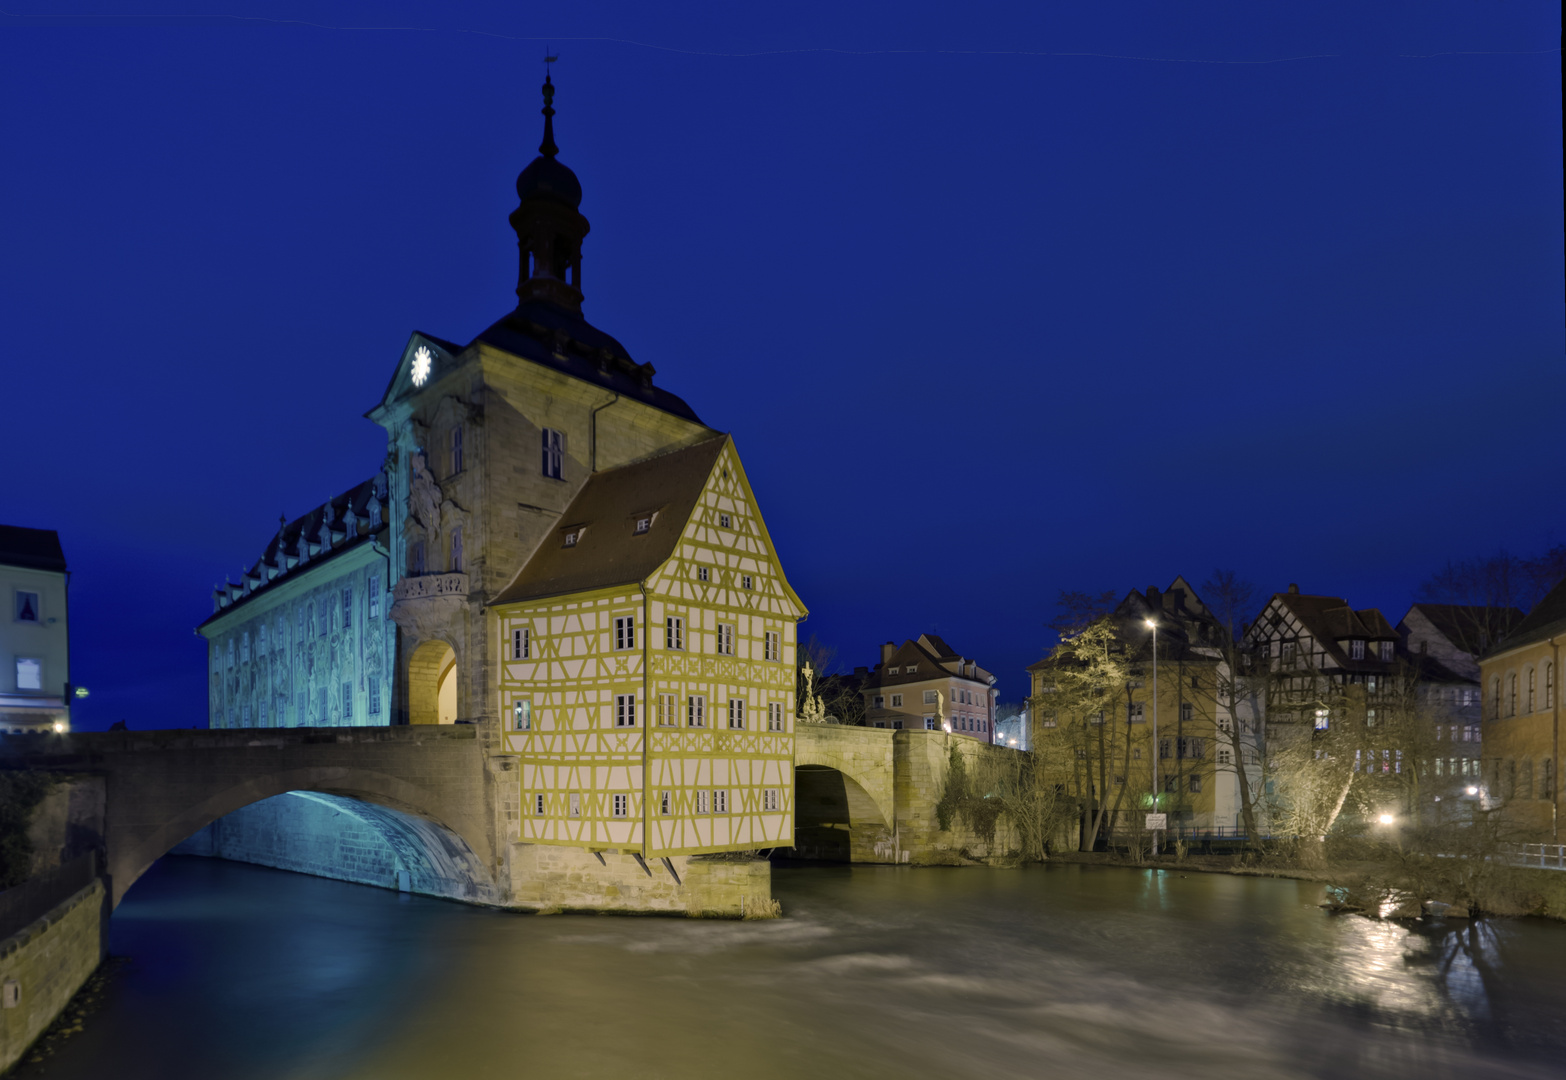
[633,511,657,535]
[887,666,900,676]
[906,664,918,674]
[1351,640,1365,660]
[562,526,585,548]
[1379,641,1394,662]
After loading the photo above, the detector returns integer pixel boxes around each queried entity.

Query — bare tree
[1415,545,1566,652]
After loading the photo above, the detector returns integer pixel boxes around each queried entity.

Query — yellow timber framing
[493,439,805,857]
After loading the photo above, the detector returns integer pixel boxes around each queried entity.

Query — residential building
[994,706,1029,750]
[860,635,995,738]
[1397,603,1516,803]
[1030,577,1263,835]
[1,526,71,734]
[198,478,393,728]
[1477,576,1566,838]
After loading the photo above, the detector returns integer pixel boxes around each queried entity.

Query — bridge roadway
[0,724,1020,912]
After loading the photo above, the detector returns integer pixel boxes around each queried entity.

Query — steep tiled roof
[491,435,728,605]
[863,636,992,689]
[0,525,66,573]
[1488,576,1566,659]
[198,475,388,627]
[1407,603,1526,656]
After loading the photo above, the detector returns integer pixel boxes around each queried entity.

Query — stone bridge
[0,725,1024,915]
[793,725,1024,864]
[0,727,498,909]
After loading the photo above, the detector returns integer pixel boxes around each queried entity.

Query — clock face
[412,346,432,386]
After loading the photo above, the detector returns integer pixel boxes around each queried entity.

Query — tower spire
[539,69,559,159]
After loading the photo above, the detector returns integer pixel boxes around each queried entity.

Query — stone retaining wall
[507,844,771,917]
[0,879,106,1073]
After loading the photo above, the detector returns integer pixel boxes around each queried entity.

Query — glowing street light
[1377,813,1395,826]
[1146,617,1160,856]
[1466,786,1479,796]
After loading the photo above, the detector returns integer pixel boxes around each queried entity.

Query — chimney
[1146,586,1161,605]
[881,641,895,666]
[1288,583,1300,594]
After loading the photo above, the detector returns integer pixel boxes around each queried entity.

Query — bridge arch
[408,638,459,725]
[792,727,900,862]
[114,763,495,909]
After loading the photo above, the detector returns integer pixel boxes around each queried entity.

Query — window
[258,624,269,653]
[1464,725,1478,742]
[893,720,904,730]
[513,699,532,730]
[297,606,305,635]
[339,588,352,630]
[615,694,637,727]
[768,702,785,731]
[260,701,270,728]
[569,792,581,817]
[1217,748,1232,764]
[1282,641,1297,668]
[1128,701,1144,723]
[449,425,464,474]
[713,789,728,813]
[764,630,779,661]
[1190,676,1201,689]
[1180,737,1206,760]
[411,541,426,575]
[717,624,734,655]
[342,683,353,720]
[562,527,582,548]
[612,794,628,818]
[729,698,746,729]
[741,574,753,590]
[1366,709,1377,726]
[697,567,710,582]
[762,789,780,812]
[1314,708,1330,731]
[542,428,564,479]
[240,631,251,662]
[891,694,903,708]
[369,681,381,717]
[1491,678,1501,720]
[1379,640,1394,662]
[513,627,531,659]
[242,703,251,728]
[318,687,327,723]
[450,527,463,573]
[1527,668,1536,712]
[718,513,732,528]
[906,664,918,674]
[887,667,900,676]
[1164,775,1178,792]
[666,617,684,650]
[1509,674,1518,717]
[925,717,937,730]
[535,793,545,815]
[695,790,710,814]
[874,696,885,709]
[297,690,305,723]
[923,690,938,705]
[1547,663,1556,709]
[660,791,671,815]
[318,603,329,638]
[657,693,677,726]
[1189,775,1202,793]
[634,514,653,535]
[615,616,635,650]
[1351,640,1365,660]
[1159,738,1172,759]
[1179,703,1192,724]
[14,591,39,622]
[687,695,706,727]
[368,576,381,619]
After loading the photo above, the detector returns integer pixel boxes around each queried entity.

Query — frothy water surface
[16,857,1566,1079]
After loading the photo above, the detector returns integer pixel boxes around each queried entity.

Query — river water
[15,856,1566,1080]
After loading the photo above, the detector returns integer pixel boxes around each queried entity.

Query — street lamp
[1145,617,1159,857]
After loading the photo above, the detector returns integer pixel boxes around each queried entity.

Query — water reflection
[15,858,1566,1080]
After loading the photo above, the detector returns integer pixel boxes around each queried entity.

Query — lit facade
[0,526,71,733]
[861,635,995,739]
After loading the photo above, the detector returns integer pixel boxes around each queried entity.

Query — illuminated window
[513,627,530,659]
[666,617,684,650]
[1314,709,1330,731]
[368,576,381,619]
[514,699,532,730]
[615,694,637,727]
[542,428,564,480]
[1351,640,1364,660]
[687,695,706,727]
[728,698,746,729]
[1379,640,1394,662]
[615,616,635,650]
[634,513,655,535]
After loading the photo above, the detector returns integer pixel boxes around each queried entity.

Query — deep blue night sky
[3,3,1560,729]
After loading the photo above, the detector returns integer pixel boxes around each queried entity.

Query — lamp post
[1146,618,1159,857]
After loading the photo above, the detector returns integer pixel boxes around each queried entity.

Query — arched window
[1508,674,1518,717]
[1527,668,1536,713]
[1547,662,1556,709]
[1491,677,1501,720]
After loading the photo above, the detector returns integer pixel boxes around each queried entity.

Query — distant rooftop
[0,525,67,573]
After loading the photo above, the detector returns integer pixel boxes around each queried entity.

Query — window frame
[666,616,684,651]
[615,693,637,727]
[13,590,40,623]
[728,697,746,730]
[614,615,636,651]
[688,695,706,728]
[541,428,565,480]
[512,627,531,660]
[716,623,734,656]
